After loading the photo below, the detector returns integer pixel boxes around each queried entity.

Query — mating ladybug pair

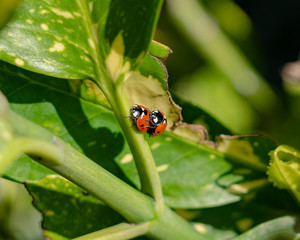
[130,104,167,137]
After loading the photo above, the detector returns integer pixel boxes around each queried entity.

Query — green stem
[96,77,164,210]
[73,222,150,240]
[0,137,62,172]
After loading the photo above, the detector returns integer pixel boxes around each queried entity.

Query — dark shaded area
[173,95,231,139]
[235,0,300,90]
[193,185,300,234]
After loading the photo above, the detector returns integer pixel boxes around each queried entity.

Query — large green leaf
[0,61,125,182]
[26,175,124,239]
[0,0,163,80]
[116,133,241,209]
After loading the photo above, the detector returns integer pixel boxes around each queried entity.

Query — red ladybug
[147,110,167,137]
[130,104,151,132]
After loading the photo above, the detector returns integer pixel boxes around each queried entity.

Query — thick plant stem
[99,80,164,210]
[7,110,205,240]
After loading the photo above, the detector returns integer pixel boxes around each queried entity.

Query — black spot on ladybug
[141,124,144,127]
[157,131,160,133]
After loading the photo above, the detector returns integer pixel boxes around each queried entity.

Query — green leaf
[0,0,96,79]
[98,0,164,70]
[149,40,173,60]
[44,231,70,240]
[0,0,163,80]
[232,216,298,240]
[125,52,182,129]
[267,145,300,203]
[0,61,125,182]
[116,134,240,209]
[26,175,124,239]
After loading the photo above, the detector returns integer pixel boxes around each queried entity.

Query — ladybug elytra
[130,104,151,132]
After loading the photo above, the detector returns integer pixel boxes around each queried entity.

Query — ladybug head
[150,110,166,125]
[131,104,142,119]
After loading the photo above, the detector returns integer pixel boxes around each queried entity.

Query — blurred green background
[1,0,300,239]
[155,0,300,147]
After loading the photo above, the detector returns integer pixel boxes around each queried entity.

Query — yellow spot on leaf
[41,23,49,31]
[88,38,96,49]
[57,19,63,24]
[120,154,133,164]
[37,37,42,41]
[151,142,161,150]
[45,210,54,216]
[39,9,49,15]
[54,35,62,41]
[157,164,169,172]
[80,55,91,62]
[194,223,207,233]
[49,41,65,52]
[209,154,216,159]
[14,58,24,66]
[8,52,16,57]
[106,32,131,82]
[26,19,33,24]
[29,9,35,13]
[89,2,94,12]
[49,7,74,19]
[200,184,213,190]
[73,12,81,17]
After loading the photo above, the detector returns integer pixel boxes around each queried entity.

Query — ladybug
[147,109,167,137]
[130,104,151,132]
